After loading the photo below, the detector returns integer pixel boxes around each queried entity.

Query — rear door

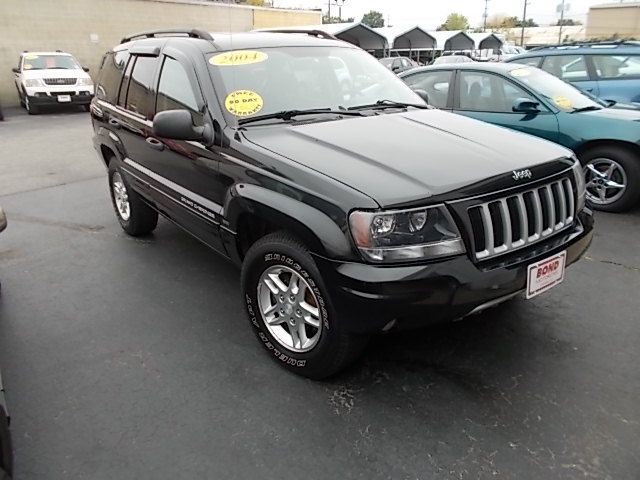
[540,54,600,97]
[452,70,559,143]
[591,53,640,104]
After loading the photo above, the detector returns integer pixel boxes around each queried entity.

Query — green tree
[556,18,582,26]
[361,10,385,28]
[323,15,354,24]
[437,13,469,31]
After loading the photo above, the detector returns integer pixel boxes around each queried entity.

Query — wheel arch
[225,184,354,262]
[574,139,640,161]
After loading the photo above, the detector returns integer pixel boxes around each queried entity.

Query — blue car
[399,62,640,212]
[506,41,640,106]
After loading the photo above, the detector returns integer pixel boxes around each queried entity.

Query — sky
[271,0,603,28]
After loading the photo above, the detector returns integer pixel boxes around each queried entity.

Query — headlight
[571,158,586,211]
[24,78,44,87]
[349,205,465,263]
[77,77,93,86]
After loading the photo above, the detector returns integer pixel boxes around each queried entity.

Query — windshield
[208,46,423,121]
[508,66,600,111]
[22,54,81,70]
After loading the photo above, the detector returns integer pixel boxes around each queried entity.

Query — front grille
[43,78,76,86]
[468,177,575,260]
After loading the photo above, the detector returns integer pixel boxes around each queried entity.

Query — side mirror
[412,88,430,104]
[512,97,540,113]
[153,110,214,144]
[392,65,401,72]
[11,67,19,74]
[83,67,90,72]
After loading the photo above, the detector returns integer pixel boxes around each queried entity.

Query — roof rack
[120,28,213,44]
[530,40,640,51]
[263,29,338,41]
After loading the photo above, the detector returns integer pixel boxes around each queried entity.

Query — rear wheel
[580,146,640,212]
[108,161,158,236]
[241,232,367,379]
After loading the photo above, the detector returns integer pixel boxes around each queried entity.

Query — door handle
[145,137,165,151]
[108,118,121,129]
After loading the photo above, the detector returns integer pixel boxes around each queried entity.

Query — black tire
[108,160,158,236]
[82,104,90,112]
[579,145,640,212]
[0,406,13,479]
[241,232,367,379]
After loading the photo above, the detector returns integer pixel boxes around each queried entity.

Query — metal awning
[376,26,436,50]
[469,33,504,50]
[429,30,475,51]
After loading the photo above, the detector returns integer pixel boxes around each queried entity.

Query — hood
[22,68,89,80]
[578,106,640,121]
[242,109,572,207]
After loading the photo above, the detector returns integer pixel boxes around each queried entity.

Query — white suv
[12,51,94,114]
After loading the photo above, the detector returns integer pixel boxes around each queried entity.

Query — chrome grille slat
[468,176,576,261]
[43,77,76,86]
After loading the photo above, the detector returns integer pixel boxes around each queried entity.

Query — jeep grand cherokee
[91,29,594,379]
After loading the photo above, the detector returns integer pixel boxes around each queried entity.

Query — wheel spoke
[300,301,319,319]
[304,315,321,328]
[288,273,300,294]
[288,323,301,349]
[266,315,287,326]
[297,322,310,349]
[262,277,280,296]
[586,164,606,178]
[263,302,278,316]
[605,179,625,189]
[268,273,288,293]
[598,187,607,201]
[605,163,617,179]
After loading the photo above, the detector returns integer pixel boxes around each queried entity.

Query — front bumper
[27,91,93,106]
[315,209,594,334]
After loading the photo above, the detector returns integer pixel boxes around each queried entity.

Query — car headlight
[349,205,465,263]
[24,78,44,87]
[77,77,93,86]
[571,158,586,212]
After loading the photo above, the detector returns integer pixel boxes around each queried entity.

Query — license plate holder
[57,94,71,103]
[526,251,566,299]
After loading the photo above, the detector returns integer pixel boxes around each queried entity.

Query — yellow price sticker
[210,50,268,66]
[553,96,573,109]
[510,68,531,78]
[23,54,39,60]
[225,90,264,117]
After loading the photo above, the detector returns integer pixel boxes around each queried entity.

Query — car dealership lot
[0,108,639,479]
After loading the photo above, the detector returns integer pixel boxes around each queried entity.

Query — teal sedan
[399,63,640,212]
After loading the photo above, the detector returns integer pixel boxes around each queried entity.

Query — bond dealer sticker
[225,90,263,117]
[210,50,268,66]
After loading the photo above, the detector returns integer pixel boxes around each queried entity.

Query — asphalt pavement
[0,107,639,479]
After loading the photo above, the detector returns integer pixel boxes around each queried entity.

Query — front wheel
[580,146,640,212]
[241,232,367,379]
[108,161,158,236]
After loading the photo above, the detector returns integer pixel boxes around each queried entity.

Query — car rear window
[96,50,130,104]
[510,56,542,68]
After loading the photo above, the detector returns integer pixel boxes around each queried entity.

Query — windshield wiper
[348,100,430,111]
[237,108,365,125]
[571,105,603,113]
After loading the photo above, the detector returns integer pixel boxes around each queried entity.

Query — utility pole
[483,0,490,32]
[333,0,345,22]
[521,0,529,47]
[327,0,331,21]
[558,0,566,43]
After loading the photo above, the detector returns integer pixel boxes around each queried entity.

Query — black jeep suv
[91,29,594,378]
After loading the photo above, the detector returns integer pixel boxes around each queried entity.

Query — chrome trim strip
[97,99,153,127]
[466,290,524,317]
[123,158,224,215]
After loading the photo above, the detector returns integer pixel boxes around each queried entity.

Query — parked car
[11,50,94,114]
[379,56,419,73]
[400,62,640,212]
[432,54,474,65]
[92,29,593,378]
[0,207,12,480]
[506,41,640,106]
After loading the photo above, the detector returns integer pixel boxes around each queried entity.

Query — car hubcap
[584,158,627,206]
[112,172,131,221]
[257,265,322,353]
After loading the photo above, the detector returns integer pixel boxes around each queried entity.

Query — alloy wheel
[112,172,131,221]
[584,158,627,206]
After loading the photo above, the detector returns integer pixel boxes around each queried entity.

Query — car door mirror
[11,67,19,74]
[392,65,401,72]
[83,67,90,72]
[512,97,540,113]
[412,88,430,104]
[153,109,214,144]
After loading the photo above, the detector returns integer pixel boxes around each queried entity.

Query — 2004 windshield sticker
[225,90,264,117]
[210,50,268,66]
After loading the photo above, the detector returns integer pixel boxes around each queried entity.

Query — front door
[453,70,560,144]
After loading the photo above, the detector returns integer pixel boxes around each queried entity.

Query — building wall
[0,0,320,107]
[587,4,640,38]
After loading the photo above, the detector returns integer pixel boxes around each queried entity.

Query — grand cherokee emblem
[512,169,532,181]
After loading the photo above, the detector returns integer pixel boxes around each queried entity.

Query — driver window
[156,56,203,125]
[459,71,534,112]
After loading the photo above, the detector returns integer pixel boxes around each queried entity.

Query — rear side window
[403,70,452,108]
[96,50,130,104]
[592,54,640,79]
[125,56,158,119]
[541,55,589,81]
[511,56,542,68]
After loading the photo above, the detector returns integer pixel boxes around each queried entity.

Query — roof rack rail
[530,40,640,51]
[264,29,338,41]
[120,28,213,44]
